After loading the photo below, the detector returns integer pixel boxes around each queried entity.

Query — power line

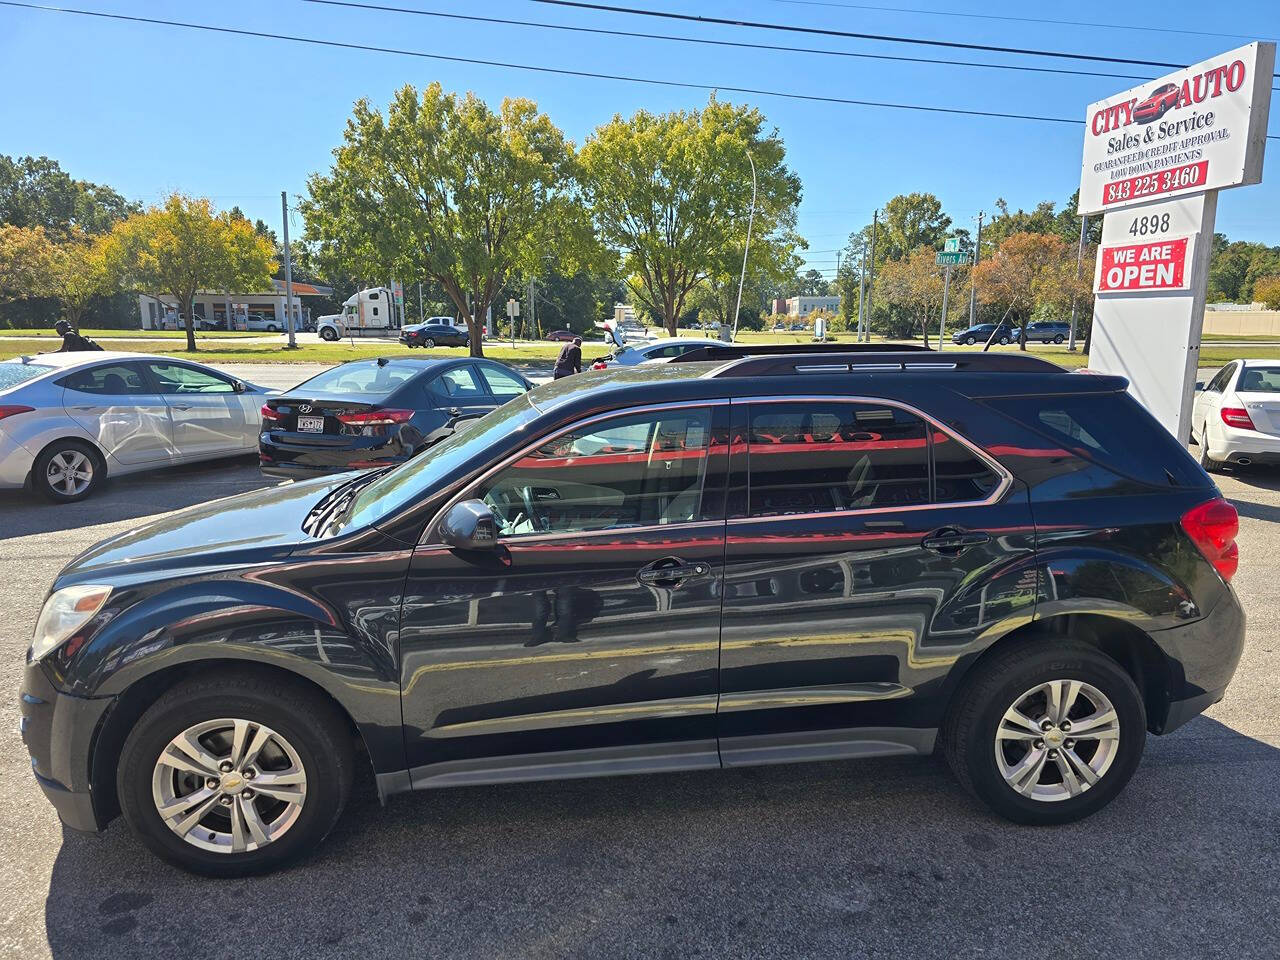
[530,0,1280,77]
[4,1,1277,140]
[759,0,1277,45]
[305,0,1164,84]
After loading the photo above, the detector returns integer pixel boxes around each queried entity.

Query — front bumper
[20,658,114,832]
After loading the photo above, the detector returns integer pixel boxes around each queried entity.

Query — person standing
[552,336,582,380]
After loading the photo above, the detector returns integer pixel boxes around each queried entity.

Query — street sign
[943,237,961,253]
[506,299,520,318]
[1078,42,1275,215]
[936,251,967,265]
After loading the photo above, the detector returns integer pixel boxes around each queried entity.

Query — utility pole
[856,242,867,342]
[281,191,296,349]
[1068,214,1088,352]
[863,210,878,341]
[968,210,983,329]
[527,277,536,340]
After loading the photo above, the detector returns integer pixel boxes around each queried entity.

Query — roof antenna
[377,356,389,367]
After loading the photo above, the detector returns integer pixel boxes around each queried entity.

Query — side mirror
[439,499,498,550]
[233,379,248,394]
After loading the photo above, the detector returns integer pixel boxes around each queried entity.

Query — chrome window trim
[728,394,1012,525]
[419,398,731,546]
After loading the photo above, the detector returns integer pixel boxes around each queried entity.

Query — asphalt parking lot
[2,444,1280,958]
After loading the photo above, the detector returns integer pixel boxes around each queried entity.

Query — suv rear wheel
[945,641,1145,825]
[117,672,354,876]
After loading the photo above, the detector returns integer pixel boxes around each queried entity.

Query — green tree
[101,194,276,351]
[1255,275,1280,310]
[696,231,805,332]
[0,224,52,306]
[852,193,951,267]
[0,155,136,236]
[579,96,801,335]
[45,231,110,332]
[303,83,587,357]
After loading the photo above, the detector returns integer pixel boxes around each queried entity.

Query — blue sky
[2,0,1277,281]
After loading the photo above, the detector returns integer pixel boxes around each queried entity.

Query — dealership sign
[1094,235,1194,292]
[1078,42,1274,214]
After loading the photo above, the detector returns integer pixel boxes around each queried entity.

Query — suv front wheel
[117,671,355,876]
[945,641,1145,825]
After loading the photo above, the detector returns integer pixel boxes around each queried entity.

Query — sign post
[506,298,520,348]
[936,241,967,351]
[1078,41,1274,443]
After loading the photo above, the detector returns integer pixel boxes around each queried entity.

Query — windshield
[1238,367,1280,393]
[337,393,544,534]
[0,360,53,391]
[290,360,415,396]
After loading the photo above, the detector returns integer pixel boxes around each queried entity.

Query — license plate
[297,415,325,433]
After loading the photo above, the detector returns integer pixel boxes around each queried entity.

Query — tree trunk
[920,314,930,349]
[1018,313,1028,351]
[183,292,197,352]
[468,298,486,358]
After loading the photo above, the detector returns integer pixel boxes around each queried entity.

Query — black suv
[1026,321,1071,344]
[21,346,1245,875]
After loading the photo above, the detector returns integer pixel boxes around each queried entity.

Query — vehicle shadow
[0,455,276,540]
[42,715,1280,959]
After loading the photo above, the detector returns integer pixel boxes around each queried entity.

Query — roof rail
[701,350,1063,378]
[670,342,933,364]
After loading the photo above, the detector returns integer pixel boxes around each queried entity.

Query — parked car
[0,352,270,502]
[545,329,579,343]
[242,313,284,333]
[952,323,1016,346]
[591,337,722,370]
[400,321,469,349]
[1134,82,1181,124]
[1192,359,1280,472]
[22,345,1244,875]
[1026,321,1071,344]
[789,322,807,331]
[259,356,531,478]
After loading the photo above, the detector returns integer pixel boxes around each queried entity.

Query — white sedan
[0,351,271,502]
[591,337,723,370]
[1192,359,1280,472]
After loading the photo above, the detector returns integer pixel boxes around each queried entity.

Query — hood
[57,474,352,585]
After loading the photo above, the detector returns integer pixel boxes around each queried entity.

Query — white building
[785,295,841,318]
[137,279,333,331]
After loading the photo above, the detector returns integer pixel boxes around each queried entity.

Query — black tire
[1199,424,1223,473]
[267,325,279,333]
[422,338,435,349]
[965,335,976,346]
[117,670,355,877]
[998,335,1011,345]
[319,327,339,342]
[33,439,103,503]
[944,640,1145,825]
[1053,334,1065,344]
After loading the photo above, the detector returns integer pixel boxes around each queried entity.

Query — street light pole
[731,149,757,343]
[1068,214,1088,352]
[968,210,983,329]
[863,210,878,341]
[281,191,296,349]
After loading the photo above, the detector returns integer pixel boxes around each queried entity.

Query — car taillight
[592,361,608,370]
[260,404,283,421]
[1221,407,1255,430]
[0,405,34,421]
[1181,497,1239,582]
[337,409,414,426]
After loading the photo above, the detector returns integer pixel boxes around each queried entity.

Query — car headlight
[29,584,112,662]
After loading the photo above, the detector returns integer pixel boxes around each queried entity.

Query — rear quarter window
[981,392,1209,489]
[0,361,54,391]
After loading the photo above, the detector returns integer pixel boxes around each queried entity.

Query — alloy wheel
[46,449,94,496]
[151,718,308,854]
[994,679,1120,802]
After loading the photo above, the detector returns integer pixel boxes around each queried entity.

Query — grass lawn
[3,333,1274,370]
[1,328,267,339]
[1201,333,1280,342]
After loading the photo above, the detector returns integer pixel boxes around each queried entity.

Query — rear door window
[429,366,486,401]
[477,364,528,399]
[60,363,150,395]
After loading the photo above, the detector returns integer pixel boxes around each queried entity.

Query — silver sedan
[0,351,271,502]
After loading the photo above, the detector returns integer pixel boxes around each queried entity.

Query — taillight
[1181,497,1239,582]
[1221,407,1255,430]
[337,409,414,426]
[592,361,608,370]
[260,404,283,421]
[0,405,34,421]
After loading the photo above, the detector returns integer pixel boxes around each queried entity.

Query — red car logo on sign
[1133,83,1181,124]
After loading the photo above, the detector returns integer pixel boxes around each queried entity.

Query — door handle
[637,557,711,586]
[921,528,991,553]
[171,404,192,411]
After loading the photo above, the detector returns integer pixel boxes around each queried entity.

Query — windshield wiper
[302,468,393,537]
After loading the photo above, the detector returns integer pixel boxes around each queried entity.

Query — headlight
[29,584,112,662]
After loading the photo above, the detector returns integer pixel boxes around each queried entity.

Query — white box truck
[316,287,399,341]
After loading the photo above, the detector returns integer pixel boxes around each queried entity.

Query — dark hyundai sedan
[400,321,469,348]
[258,356,531,477]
